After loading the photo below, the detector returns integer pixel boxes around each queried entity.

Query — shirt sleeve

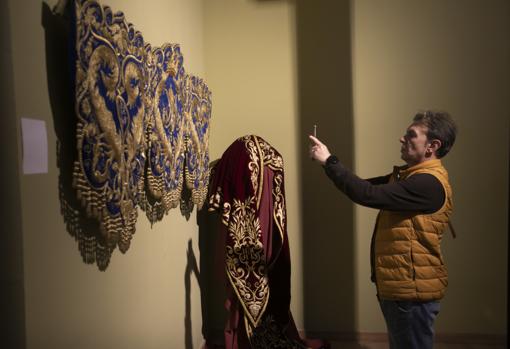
[365,174,391,185]
[323,159,445,214]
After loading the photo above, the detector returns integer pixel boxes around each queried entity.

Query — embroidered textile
[142,43,186,223]
[183,74,212,211]
[72,0,211,254]
[208,135,304,348]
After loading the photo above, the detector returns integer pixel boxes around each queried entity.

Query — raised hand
[308,135,331,165]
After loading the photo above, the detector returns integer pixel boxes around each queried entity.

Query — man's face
[400,123,431,166]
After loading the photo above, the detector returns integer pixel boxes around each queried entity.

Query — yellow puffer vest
[373,159,453,301]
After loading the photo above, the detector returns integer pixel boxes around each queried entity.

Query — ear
[428,139,442,156]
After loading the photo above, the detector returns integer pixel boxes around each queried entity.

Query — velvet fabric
[208,135,304,348]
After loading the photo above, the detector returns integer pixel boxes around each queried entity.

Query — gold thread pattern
[183,74,212,211]
[225,196,269,327]
[243,136,261,207]
[74,2,146,253]
[208,135,291,335]
[142,43,186,223]
[72,0,212,266]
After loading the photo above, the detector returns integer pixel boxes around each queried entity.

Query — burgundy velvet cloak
[208,135,305,349]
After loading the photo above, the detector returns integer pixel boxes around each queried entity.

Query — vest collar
[394,159,443,180]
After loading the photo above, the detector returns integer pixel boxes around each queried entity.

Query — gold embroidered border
[225,196,269,328]
[209,136,288,330]
[72,0,212,264]
[183,74,212,210]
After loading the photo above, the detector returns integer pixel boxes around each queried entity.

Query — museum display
[71,0,211,259]
[208,135,304,348]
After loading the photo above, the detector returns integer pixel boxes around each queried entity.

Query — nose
[399,136,405,144]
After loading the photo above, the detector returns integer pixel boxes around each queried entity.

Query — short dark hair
[413,110,457,158]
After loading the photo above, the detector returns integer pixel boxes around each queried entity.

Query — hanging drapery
[208,135,305,349]
[72,0,211,261]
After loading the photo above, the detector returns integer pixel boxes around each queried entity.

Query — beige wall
[203,0,303,330]
[8,0,206,348]
[204,0,509,338]
[352,0,509,334]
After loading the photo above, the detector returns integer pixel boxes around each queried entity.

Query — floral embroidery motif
[225,197,268,327]
[209,135,289,330]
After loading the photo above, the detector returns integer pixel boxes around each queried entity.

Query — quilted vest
[372,159,453,301]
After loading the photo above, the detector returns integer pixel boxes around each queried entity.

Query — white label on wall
[21,117,48,174]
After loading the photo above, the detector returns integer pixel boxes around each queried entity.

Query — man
[309,111,457,349]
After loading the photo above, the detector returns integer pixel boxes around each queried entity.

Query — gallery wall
[352,0,509,334]
[205,0,509,339]
[203,0,304,333]
[7,0,206,348]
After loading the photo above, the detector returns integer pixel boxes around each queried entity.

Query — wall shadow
[184,238,202,349]
[0,1,26,347]
[254,0,357,340]
[197,207,228,348]
[42,2,118,271]
[295,0,356,338]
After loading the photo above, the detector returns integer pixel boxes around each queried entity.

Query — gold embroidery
[183,74,212,210]
[222,202,231,226]
[207,136,290,333]
[208,186,223,211]
[242,136,284,203]
[143,44,185,224]
[225,197,269,327]
[272,173,285,242]
[257,137,284,171]
[71,0,212,268]
[243,136,261,207]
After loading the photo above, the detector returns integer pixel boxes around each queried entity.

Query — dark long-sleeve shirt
[323,157,445,214]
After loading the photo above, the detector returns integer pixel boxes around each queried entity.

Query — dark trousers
[379,299,440,349]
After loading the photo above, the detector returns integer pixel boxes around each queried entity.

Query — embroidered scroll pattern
[183,74,212,210]
[225,196,268,327]
[142,44,186,223]
[221,136,287,328]
[257,137,284,171]
[272,173,285,242]
[253,137,285,240]
[73,0,211,262]
[74,1,146,252]
[208,136,299,343]
[208,186,231,226]
[243,136,286,241]
[242,136,262,206]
